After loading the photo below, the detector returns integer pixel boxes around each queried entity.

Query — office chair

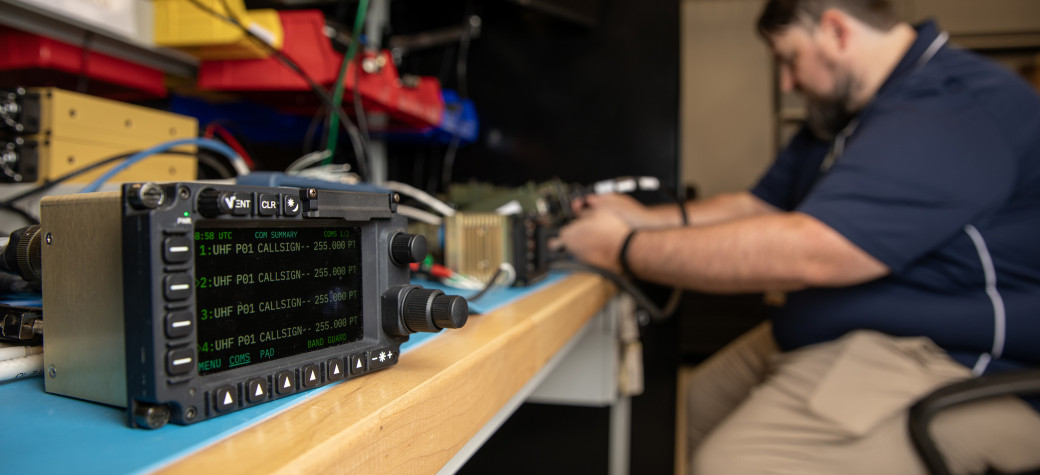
[908,368,1040,475]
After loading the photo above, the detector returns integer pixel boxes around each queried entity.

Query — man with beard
[555,0,1040,473]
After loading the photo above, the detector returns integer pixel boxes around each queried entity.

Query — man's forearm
[644,191,778,228]
[625,211,889,293]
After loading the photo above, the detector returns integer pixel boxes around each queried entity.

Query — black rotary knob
[196,188,229,218]
[401,288,468,333]
[390,233,427,266]
[432,294,468,330]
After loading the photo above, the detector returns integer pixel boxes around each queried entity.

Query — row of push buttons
[201,191,302,218]
[163,226,195,377]
[208,348,398,413]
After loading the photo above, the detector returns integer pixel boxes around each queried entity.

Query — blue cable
[79,138,243,193]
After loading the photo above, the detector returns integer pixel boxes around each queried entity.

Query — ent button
[230,192,253,216]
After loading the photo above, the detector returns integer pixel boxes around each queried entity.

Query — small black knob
[197,188,230,218]
[195,189,236,218]
[432,294,468,329]
[390,233,427,266]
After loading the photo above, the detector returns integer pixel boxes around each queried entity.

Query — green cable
[324,0,370,164]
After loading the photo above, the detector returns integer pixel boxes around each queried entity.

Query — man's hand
[554,208,632,274]
[574,193,678,229]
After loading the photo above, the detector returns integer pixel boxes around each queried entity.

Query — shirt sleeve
[798,93,1017,272]
[750,127,831,211]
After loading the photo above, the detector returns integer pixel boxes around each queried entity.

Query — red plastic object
[198,10,444,128]
[394,75,444,128]
[197,9,338,91]
[0,26,166,99]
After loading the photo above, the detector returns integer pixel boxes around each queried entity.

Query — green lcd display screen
[192,220,364,375]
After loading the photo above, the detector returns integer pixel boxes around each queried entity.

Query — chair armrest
[908,369,1040,475]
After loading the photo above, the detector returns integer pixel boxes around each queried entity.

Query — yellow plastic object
[25,87,198,184]
[153,0,284,60]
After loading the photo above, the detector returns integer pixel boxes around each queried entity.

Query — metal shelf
[0,0,197,78]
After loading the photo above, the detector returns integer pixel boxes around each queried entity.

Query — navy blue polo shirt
[751,21,1040,371]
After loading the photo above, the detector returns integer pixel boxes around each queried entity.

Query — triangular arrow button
[283,378,291,388]
[255,385,264,397]
[223,392,233,405]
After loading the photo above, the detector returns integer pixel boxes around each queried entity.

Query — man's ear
[817,8,851,52]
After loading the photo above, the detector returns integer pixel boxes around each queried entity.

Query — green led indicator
[183,212,190,217]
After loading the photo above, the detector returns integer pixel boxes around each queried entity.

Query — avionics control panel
[39,182,467,428]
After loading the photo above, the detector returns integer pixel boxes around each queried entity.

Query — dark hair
[757,0,899,37]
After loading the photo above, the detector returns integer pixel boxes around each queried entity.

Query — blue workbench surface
[0,272,564,474]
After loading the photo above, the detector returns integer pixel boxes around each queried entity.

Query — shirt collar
[874,20,942,99]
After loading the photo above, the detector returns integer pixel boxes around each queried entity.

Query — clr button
[257,194,280,216]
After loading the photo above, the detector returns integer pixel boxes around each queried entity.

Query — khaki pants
[685,323,1040,475]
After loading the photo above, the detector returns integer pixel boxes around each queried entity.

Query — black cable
[302,105,328,156]
[0,203,39,225]
[0,150,197,207]
[663,183,689,226]
[467,266,504,303]
[352,51,372,147]
[77,31,94,94]
[439,11,475,190]
[188,0,372,180]
[549,260,681,323]
[195,152,235,179]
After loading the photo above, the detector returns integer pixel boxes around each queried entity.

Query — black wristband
[618,229,639,277]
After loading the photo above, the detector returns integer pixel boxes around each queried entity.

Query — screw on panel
[307,188,318,199]
[48,365,56,378]
[44,233,52,245]
[179,187,190,200]
[128,183,165,209]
